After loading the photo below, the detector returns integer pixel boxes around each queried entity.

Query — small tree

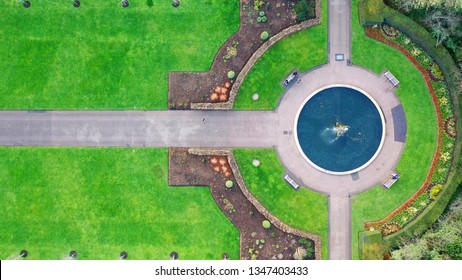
[262,220,271,229]
[260,31,269,41]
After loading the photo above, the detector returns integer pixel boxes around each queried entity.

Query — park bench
[384,71,400,87]
[383,172,399,189]
[283,70,298,86]
[284,174,300,190]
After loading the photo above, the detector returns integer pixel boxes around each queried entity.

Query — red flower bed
[363,28,444,231]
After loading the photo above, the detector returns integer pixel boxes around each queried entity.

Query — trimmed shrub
[262,220,271,229]
[259,11,265,16]
[261,16,267,22]
[225,180,234,189]
[260,31,269,41]
[430,184,443,200]
[227,71,235,79]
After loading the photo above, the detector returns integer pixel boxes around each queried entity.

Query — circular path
[275,64,405,195]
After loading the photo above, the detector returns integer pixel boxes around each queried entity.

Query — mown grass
[0,148,239,260]
[0,0,238,109]
[234,148,329,259]
[350,0,437,259]
[233,0,328,110]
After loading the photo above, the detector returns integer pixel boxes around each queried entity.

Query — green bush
[254,0,264,10]
[294,0,315,22]
[358,0,385,26]
[260,31,269,40]
[257,17,262,23]
[430,184,443,200]
[261,16,267,23]
[225,180,234,189]
[262,220,271,229]
[227,71,235,79]
[430,63,444,80]
[259,11,265,17]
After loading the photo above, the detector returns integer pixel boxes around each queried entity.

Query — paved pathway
[0,0,406,260]
[0,111,277,147]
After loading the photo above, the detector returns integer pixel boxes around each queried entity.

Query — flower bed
[363,26,457,236]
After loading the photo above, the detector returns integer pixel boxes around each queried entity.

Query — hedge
[357,0,459,98]
[385,166,462,248]
[358,231,386,260]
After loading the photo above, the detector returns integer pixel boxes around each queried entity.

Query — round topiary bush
[259,11,265,16]
[227,71,235,79]
[225,180,234,189]
[260,31,269,41]
[262,220,271,229]
[261,16,267,22]
[257,17,262,23]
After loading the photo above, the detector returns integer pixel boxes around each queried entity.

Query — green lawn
[0,1,238,110]
[233,0,328,110]
[234,148,329,259]
[0,148,239,260]
[350,0,437,259]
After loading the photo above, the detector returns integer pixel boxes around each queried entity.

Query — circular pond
[295,86,385,175]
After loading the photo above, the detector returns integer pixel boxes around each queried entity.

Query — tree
[391,193,462,260]
[424,9,461,47]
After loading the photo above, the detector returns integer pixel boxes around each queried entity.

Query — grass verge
[0,1,238,109]
[0,148,239,260]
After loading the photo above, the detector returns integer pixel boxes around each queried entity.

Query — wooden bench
[283,70,299,86]
[384,71,400,87]
[383,172,399,189]
[284,174,300,190]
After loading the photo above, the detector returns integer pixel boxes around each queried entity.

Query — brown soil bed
[169,148,316,260]
[168,0,316,109]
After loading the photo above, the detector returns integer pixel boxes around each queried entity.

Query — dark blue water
[296,87,383,173]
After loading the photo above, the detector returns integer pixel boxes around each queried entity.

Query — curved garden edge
[188,148,322,260]
[190,0,322,110]
[361,27,456,234]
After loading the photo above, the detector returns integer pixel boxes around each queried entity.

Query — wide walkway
[0,111,277,147]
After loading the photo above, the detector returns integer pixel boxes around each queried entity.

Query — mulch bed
[169,148,315,260]
[168,0,315,109]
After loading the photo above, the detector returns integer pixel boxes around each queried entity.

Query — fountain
[295,86,385,174]
[334,121,349,137]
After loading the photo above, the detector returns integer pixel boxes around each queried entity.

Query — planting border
[362,27,456,235]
